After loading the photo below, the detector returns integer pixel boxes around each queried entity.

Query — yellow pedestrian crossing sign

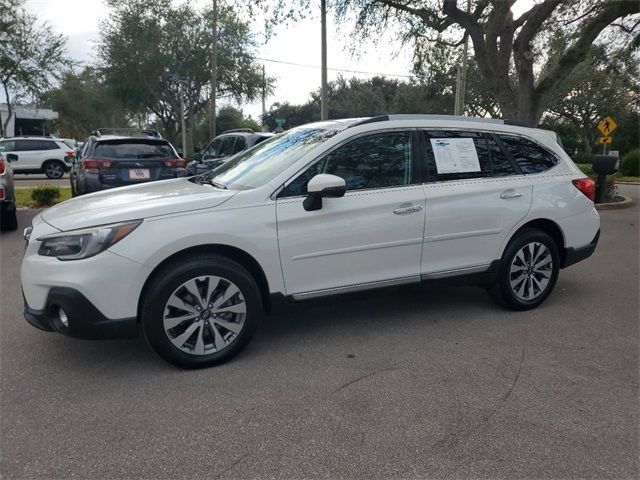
[598,136,613,144]
[597,116,617,136]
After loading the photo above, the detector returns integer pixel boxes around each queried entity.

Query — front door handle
[393,205,423,215]
[500,190,524,199]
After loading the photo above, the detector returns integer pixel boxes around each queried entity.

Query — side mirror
[6,153,18,162]
[194,152,203,162]
[303,174,346,211]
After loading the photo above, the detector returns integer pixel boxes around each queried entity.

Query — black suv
[186,129,274,176]
[71,128,186,196]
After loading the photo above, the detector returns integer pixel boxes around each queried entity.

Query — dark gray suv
[186,129,274,176]
[70,129,186,196]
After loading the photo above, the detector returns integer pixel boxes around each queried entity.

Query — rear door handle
[393,205,423,215]
[500,190,524,199]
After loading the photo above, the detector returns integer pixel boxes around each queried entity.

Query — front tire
[489,229,559,310]
[141,254,262,368]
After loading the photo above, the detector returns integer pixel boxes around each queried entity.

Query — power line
[254,56,416,79]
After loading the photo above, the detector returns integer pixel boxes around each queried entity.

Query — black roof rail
[221,128,255,134]
[347,114,536,128]
[91,128,162,138]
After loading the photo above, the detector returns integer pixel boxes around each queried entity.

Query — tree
[100,0,270,154]
[262,75,456,130]
[0,0,67,136]
[546,45,639,155]
[258,0,640,126]
[43,68,130,140]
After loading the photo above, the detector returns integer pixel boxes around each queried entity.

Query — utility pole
[209,0,218,138]
[320,0,328,121]
[261,64,267,132]
[454,0,470,115]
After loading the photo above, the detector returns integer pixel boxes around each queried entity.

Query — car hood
[42,178,237,231]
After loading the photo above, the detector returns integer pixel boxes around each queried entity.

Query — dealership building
[0,103,58,137]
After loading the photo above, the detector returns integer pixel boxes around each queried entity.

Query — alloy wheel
[46,163,64,178]
[509,242,553,301]
[163,275,246,355]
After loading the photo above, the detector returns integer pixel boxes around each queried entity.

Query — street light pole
[320,0,328,121]
[209,0,218,138]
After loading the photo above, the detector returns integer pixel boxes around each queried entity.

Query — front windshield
[195,126,338,190]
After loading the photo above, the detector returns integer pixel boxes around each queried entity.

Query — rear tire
[140,254,263,368]
[488,228,560,310]
[0,207,18,231]
[43,160,65,179]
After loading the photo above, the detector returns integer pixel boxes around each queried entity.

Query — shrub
[576,163,593,175]
[31,185,61,206]
[619,148,640,177]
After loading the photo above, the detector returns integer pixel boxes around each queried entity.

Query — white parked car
[21,115,600,368]
[0,136,76,178]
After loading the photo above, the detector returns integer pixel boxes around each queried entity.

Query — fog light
[58,308,69,328]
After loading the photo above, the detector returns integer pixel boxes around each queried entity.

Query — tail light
[65,150,76,157]
[572,178,595,202]
[82,158,112,173]
[0,188,4,200]
[164,158,186,168]
[0,159,5,175]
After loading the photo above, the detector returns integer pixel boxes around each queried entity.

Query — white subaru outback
[21,115,600,368]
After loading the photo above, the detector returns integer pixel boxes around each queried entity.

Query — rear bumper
[23,287,138,339]
[562,230,600,268]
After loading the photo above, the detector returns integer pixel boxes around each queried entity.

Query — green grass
[15,187,72,207]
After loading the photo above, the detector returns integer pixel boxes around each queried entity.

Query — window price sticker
[431,138,481,174]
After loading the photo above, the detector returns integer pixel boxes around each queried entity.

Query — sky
[23,0,533,120]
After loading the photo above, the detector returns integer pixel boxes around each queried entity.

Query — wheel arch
[504,218,567,264]
[137,244,273,320]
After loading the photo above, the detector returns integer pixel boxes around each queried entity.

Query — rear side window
[233,137,246,154]
[498,134,559,174]
[487,136,517,177]
[218,137,236,157]
[15,140,58,151]
[94,141,175,159]
[424,130,491,181]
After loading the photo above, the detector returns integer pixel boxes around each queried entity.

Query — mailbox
[592,155,619,175]
[592,154,619,204]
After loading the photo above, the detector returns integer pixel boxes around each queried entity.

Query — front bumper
[23,287,137,339]
[562,229,600,268]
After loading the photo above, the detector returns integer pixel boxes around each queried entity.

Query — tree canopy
[100,0,270,153]
[0,0,67,136]
[258,0,640,126]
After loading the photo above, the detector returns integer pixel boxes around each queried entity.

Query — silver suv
[186,129,274,175]
[0,137,75,179]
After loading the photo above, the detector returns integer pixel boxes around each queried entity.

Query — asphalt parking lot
[1,185,638,479]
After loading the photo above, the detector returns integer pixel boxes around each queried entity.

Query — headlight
[37,220,142,261]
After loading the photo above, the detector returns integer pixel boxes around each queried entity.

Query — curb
[616,182,640,186]
[595,195,633,211]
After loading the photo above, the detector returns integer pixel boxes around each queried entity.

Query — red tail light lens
[0,159,5,175]
[164,158,185,168]
[0,188,4,200]
[572,178,595,202]
[82,158,112,173]
[65,150,76,157]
